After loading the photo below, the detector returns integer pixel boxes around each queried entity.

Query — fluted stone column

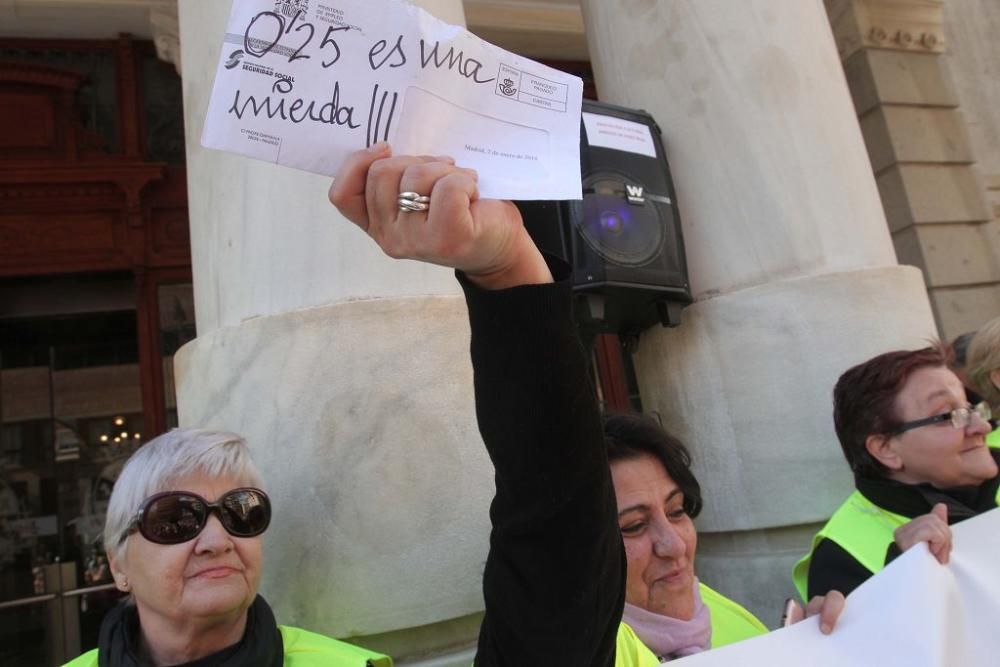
[580,0,937,619]
[827,0,1000,340]
[175,0,485,660]
[946,0,1000,225]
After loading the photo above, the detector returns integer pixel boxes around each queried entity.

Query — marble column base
[174,295,490,653]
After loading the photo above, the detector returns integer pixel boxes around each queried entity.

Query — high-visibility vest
[616,582,768,666]
[793,449,1000,601]
[616,622,661,667]
[62,625,392,667]
[701,582,769,647]
[791,490,909,601]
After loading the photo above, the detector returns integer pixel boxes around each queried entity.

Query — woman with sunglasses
[64,429,390,666]
[793,346,998,601]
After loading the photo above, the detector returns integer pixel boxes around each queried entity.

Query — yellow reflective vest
[791,490,908,601]
[615,582,768,666]
[793,433,1000,601]
[61,625,392,667]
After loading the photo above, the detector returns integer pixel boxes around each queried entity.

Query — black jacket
[461,261,625,667]
[807,450,1000,599]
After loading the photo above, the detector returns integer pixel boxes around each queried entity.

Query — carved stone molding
[825,0,944,61]
[0,183,119,202]
[464,0,587,60]
[0,61,85,89]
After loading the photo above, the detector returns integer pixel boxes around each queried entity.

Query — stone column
[827,0,1000,340]
[946,0,1000,229]
[175,1,485,661]
[579,0,936,618]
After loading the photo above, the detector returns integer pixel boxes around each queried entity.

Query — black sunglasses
[119,487,271,546]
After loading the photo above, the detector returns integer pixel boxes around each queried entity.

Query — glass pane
[2,300,137,663]
[141,52,186,165]
[0,603,51,665]
[158,283,195,430]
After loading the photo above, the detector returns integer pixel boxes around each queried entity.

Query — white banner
[201,0,584,200]
[677,507,1000,666]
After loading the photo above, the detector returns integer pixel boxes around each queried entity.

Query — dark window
[0,46,120,154]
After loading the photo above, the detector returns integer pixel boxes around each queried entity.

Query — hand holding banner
[676,508,1000,666]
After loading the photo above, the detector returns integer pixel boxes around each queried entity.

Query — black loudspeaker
[517,100,691,337]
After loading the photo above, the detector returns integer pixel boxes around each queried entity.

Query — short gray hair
[104,428,264,562]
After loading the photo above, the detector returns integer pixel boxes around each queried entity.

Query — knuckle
[368,160,391,179]
[444,171,466,184]
[406,163,456,191]
[369,157,409,180]
[381,236,415,260]
[406,162,441,182]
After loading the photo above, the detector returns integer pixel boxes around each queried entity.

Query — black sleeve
[806,538,877,599]
[460,262,624,667]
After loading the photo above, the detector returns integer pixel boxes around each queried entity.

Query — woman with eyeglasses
[793,346,998,601]
[63,429,390,667]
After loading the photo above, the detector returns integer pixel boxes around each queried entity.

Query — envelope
[201,0,584,200]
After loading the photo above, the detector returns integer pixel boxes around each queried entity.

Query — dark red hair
[833,344,951,479]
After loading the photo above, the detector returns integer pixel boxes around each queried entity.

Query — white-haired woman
[63,429,390,667]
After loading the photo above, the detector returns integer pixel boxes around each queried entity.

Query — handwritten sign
[201,0,584,200]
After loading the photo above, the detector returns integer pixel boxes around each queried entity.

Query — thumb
[932,503,948,523]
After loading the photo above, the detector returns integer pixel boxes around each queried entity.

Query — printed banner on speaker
[201,0,584,200]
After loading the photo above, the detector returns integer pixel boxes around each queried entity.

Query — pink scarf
[622,579,712,660]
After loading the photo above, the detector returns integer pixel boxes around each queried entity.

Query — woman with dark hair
[328,146,845,666]
[603,414,767,660]
[794,345,997,601]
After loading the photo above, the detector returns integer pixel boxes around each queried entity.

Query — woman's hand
[328,143,552,290]
[894,503,952,564]
[783,590,846,634]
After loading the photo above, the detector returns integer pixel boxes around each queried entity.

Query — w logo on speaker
[625,184,645,205]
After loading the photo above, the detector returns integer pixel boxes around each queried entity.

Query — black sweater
[459,264,625,667]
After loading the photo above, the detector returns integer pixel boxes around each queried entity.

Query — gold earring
[120,577,129,590]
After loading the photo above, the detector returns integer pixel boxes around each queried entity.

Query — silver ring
[398,200,429,212]
[398,191,431,213]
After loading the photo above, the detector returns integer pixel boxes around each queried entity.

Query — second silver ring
[398,191,431,213]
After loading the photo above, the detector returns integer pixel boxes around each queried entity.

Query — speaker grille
[575,172,666,267]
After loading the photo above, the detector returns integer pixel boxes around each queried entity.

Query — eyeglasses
[891,401,993,436]
[119,487,271,546]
